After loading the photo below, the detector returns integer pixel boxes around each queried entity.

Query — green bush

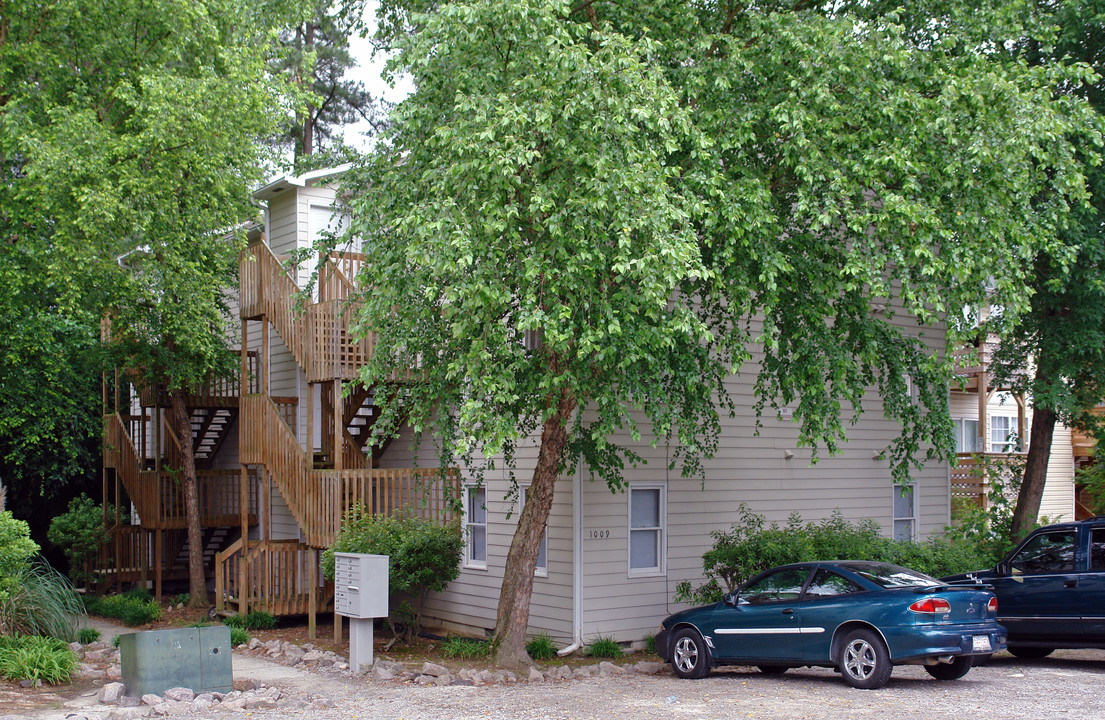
[526,632,557,661]
[83,593,162,626]
[586,635,623,659]
[323,506,463,638]
[0,511,39,604]
[47,495,110,585]
[222,614,245,629]
[242,610,276,630]
[0,559,83,641]
[674,505,992,605]
[229,627,250,647]
[441,636,491,659]
[946,454,1043,565]
[77,627,101,645]
[643,634,657,656]
[0,635,78,684]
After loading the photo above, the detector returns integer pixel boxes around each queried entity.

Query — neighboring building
[103,167,967,648]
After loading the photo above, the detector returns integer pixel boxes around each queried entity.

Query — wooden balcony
[950,452,1025,513]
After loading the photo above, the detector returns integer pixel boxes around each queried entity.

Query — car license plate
[972,635,992,652]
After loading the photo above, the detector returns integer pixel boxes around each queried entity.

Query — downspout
[557,456,584,656]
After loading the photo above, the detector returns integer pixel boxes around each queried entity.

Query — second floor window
[990,416,1018,453]
[954,418,980,453]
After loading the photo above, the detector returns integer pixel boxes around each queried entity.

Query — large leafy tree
[344,0,1098,667]
[1,0,301,606]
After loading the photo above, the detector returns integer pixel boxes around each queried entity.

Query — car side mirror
[995,560,1010,577]
[723,592,739,607]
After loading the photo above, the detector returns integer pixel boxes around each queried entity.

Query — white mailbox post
[333,553,388,672]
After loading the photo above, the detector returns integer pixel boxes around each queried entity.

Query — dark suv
[944,517,1105,658]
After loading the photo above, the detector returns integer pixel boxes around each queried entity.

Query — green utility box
[119,626,233,697]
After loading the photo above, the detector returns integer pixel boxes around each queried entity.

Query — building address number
[588,530,610,539]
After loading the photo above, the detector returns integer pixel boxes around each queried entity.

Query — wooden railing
[134,352,259,408]
[215,539,332,616]
[104,413,158,522]
[240,393,459,547]
[240,240,372,382]
[94,524,154,592]
[951,454,987,510]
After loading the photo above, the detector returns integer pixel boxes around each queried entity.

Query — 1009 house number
[588,530,610,539]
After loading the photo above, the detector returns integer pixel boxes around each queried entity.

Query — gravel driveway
[264,650,1102,720]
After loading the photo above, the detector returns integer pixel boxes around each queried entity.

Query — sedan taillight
[987,597,998,613]
[909,597,952,614]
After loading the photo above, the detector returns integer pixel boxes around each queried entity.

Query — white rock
[161,687,194,703]
[98,682,126,705]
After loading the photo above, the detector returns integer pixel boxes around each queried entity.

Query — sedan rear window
[838,562,937,588]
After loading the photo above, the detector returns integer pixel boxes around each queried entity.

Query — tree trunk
[1011,402,1057,541]
[170,391,209,608]
[492,390,576,669]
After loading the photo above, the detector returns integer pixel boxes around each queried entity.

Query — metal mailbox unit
[119,626,233,697]
[334,552,388,672]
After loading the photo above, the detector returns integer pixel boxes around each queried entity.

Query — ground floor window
[464,485,487,569]
[893,483,915,542]
[628,484,665,576]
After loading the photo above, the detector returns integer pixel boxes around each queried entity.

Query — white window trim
[990,415,1019,454]
[627,483,667,578]
[520,486,548,578]
[892,483,916,542]
[463,485,488,571]
[953,417,980,454]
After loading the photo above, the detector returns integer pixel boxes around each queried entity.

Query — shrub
[586,635,623,659]
[222,614,245,629]
[0,635,78,684]
[946,454,1041,566]
[441,636,491,659]
[674,505,993,605]
[0,559,83,641]
[323,506,463,638]
[77,628,101,645]
[643,634,657,656]
[47,495,110,585]
[229,627,250,647]
[0,511,39,604]
[83,593,162,626]
[526,632,557,661]
[242,610,276,630]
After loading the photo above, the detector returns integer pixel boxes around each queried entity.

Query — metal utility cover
[119,626,233,697]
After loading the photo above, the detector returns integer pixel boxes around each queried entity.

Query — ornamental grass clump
[0,635,78,684]
[526,632,557,661]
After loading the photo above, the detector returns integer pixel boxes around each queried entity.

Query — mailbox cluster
[333,552,389,672]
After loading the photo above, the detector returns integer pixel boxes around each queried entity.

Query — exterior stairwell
[216,240,457,617]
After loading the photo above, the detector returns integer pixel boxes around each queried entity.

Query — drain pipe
[557,456,585,657]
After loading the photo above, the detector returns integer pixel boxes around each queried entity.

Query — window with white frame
[464,486,487,569]
[628,485,665,575]
[990,416,1018,453]
[954,418,980,453]
[519,486,548,577]
[893,484,915,542]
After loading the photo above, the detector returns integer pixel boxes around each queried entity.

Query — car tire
[1008,646,1054,660]
[670,628,711,679]
[838,629,892,689]
[924,655,973,681]
[757,665,788,675]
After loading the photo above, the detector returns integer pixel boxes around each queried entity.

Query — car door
[711,567,812,662]
[1078,526,1105,638]
[796,567,867,663]
[991,529,1081,640]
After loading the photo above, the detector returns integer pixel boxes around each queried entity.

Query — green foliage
[675,506,992,605]
[168,593,191,607]
[222,614,245,629]
[0,512,38,604]
[83,593,162,627]
[47,495,110,585]
[323,507,463,638]
[77,628,101,645]
[0,560,83,641]
[585,635,623,659]
[351,0,1102,660]
[525,633,557,661]
[0,636,78,685]
[112,634,122,649]
[240,611,276,631]
[1077,462,1105,517]
[441,636,491,659]
[229,628,251,647]
[643,634,657,657]
[947,455,1044,565]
